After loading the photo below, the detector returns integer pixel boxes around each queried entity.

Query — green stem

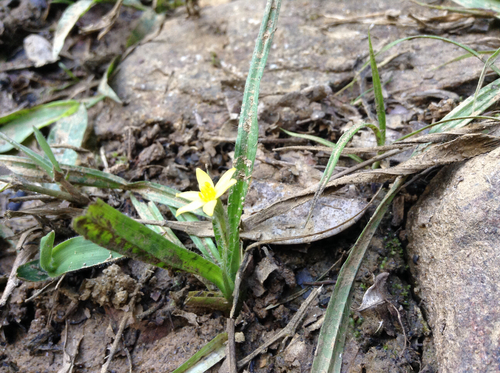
[212,199,234,300]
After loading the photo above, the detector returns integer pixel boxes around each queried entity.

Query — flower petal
[215,168,236,191]
[215,178,237,199]
[176,191,201,201]
[202,199,217,216]
[176,200,205,216]
[196,168,214,190]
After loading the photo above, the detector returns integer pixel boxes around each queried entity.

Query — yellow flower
[176,168,237,217]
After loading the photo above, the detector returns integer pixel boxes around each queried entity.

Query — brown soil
[1,0,498,372]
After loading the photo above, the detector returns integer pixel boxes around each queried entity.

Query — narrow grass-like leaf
[98,55,122,103]
[368,31,386,147]
[434,50,495,70]
[413,0,499,16]
[227,0,282,279]
[0,154,128,188]
[52,0,96,60]
[311,177,405,373]
[305,122,381,224]
[473,46,500,112]
[127,181,193,210]
[281,128,335,147]
[130,194,184,247]
[280,128,364,163]
[48,104,88,166]
[170,206,221,265]
[73,199,228,298]
[0,101,79,153]
[0,133,54,178]
[337,35,500,97]
[429,77,500,133]
[397,115,500,142]
[37,232,122,277]
[172,333,228,373]
[32,127,62,173]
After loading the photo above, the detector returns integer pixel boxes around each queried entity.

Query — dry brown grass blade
[244,133,500,231]
[0,227,41,307]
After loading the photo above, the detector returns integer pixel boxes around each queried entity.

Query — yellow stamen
[199,182,216,202]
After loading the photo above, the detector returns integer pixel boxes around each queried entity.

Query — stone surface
[95,0,496,140]
[407,146,500,373]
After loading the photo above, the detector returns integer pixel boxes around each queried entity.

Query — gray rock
[95,0,488,140]
[407,146,500,373]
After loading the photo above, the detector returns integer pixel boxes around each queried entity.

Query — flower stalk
[176,168,238,301]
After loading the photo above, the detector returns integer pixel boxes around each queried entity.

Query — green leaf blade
[0,132,54,178]
[368,32,386,147]
[72,199,227,297]
[227,0,282,279]
[0,100,79,153]
[32,127,62,173]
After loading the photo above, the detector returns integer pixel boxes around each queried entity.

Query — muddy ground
[1,0,499,372]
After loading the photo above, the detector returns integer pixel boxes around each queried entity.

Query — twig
[237,286,322,368]
[50,144,92,153]
[101,310,130,373]
[8,175,81,204]
[25,278,59,302]
[388,301,408,357]
[266,251,346,310]
[100,147,110,173]
[135,296,165,321]
[122,334,133,373]
[8,195,58,203]
[100,265,156,373]
[227,318,237,373]
[0,227,41,308]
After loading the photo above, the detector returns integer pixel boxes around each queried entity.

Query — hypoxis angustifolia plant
[176,167,238,298]
[70,167,239,302]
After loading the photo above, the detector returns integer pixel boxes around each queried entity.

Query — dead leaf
[358,272,390,312]
[24,35,55,67]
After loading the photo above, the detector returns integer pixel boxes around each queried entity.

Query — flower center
[199,182,216,203]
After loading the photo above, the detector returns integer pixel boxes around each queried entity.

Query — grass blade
[32,127,62,173]
[0,133,54,178]
[368,31,386,147]
[0,100,79,153]
[170,206,222,265]
[337,35,500,97]
[311,177,405,373]
[305,122,381,224]
[280,128,364,163]
[129,194,185,247]
[172,333,228,373]
[73,199,228,298]
[227,0,282,278]
[280,128,336,147]
[473,46,500,112]
[430,77,500,134]
[449,0,500,15]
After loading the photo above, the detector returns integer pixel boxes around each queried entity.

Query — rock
[95,0,488,140]
[407,146,500,372]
